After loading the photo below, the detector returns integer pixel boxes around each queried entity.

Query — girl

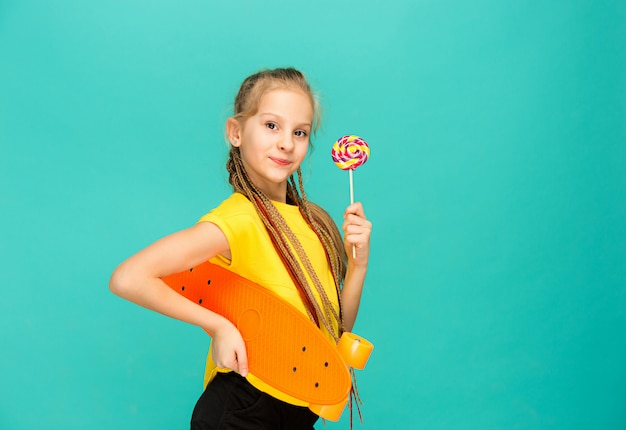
[109,67,371,430]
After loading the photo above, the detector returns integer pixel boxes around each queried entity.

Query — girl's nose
[279,134,295,151]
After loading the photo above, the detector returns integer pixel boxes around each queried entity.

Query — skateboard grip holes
[199,299,203,304]
[207,279,211,285]
[292,367,297,372]
[302,346,307,352]
[324,362,329,367]
[181,286,185,291]
[315,382,319,388]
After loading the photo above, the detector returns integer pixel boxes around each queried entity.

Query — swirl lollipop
[331,135,370,205]
[332,135,370,258]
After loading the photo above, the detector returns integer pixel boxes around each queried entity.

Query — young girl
[109,67,372,429]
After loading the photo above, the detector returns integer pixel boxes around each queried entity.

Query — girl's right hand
[211,319,249,377]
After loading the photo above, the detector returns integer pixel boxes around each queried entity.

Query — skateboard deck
[162,261,373,420]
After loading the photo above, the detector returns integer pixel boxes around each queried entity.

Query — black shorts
[191,372,319,430]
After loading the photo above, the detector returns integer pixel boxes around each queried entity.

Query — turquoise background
[2,0,625,428]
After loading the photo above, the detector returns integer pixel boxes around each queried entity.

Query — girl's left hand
[342,202,372,266]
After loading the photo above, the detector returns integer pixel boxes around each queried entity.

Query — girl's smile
[269,157,291,166]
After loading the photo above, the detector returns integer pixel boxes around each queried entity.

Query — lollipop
[332,135,370,258]
[331,135,370,205]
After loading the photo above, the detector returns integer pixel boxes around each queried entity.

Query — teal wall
[2,1,625,428]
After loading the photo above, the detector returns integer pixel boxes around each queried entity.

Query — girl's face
[229,88,313,202]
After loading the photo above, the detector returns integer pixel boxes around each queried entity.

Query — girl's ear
[226,117,242,147]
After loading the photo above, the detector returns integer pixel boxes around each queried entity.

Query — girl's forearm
[341,264,368,332]
[109,270,230,335]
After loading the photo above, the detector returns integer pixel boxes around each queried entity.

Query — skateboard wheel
[309,397,348,421]
[337,332,373,370]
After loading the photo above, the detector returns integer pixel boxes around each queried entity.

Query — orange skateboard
[162,261,373,420]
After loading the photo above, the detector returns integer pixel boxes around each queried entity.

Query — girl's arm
[340,202,372,332]
[109,222,248,376]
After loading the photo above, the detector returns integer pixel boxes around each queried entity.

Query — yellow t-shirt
[198,192,340,406]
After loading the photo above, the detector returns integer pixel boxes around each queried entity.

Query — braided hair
[227,68,347,341]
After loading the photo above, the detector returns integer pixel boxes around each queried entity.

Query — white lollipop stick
[349,169,356,258]
[349,169,354,205]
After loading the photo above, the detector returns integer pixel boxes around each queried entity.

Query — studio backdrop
[1,1,625,429]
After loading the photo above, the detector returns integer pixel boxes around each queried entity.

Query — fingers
[343,202,371,232]
[343,202,372,262]
[214,344,248,376]
[344,201,366,218]
[235,344,249,377]
[212,322,248,376]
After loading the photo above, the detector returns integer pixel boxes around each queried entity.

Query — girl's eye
[266,122,277,130]
[295,130,308,137]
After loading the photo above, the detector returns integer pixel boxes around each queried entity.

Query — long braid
[228,149,344,340]
[290,172,345,293]
[288,170,345,332]
[290,170,365,427]
[226,151,316,320]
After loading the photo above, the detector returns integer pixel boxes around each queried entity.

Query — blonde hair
[233,68,322,137]
[226,68,347,340]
